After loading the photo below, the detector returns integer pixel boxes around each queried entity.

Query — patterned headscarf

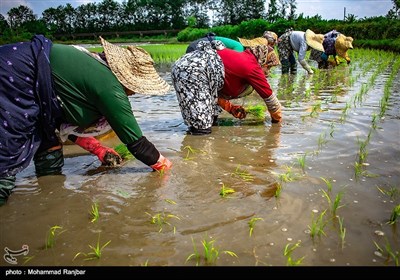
[248,45,269,66]
[263,31,278,45]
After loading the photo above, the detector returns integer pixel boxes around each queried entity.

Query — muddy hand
[103,151,122,166]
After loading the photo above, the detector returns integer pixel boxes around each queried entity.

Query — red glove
[150,154,172,172]
[218,98,247,119]
[74,136,122,166]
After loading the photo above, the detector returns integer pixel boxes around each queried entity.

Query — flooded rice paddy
[1,48,399,267]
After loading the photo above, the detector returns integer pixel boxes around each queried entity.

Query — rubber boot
[0,176,16,206]
[281,59,290,74]
[34,147,64,177]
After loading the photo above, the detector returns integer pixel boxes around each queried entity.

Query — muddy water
[1,49,399,267]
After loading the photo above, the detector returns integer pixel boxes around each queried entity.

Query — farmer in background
[172,40,282,135]
[238,31,281,77]
[309,30,354,69]
[186,32,245,53]
[0,35,172,206]
[277,28,324,75]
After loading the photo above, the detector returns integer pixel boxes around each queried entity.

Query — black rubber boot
[187,127,212,135]
[0,176,16,206]
[34,147,64,177]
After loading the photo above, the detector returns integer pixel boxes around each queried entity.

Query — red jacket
[217,48,273,99]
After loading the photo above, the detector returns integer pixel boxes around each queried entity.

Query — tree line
[0,0,399,45]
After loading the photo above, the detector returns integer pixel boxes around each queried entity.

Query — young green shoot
[186,235,238,266]
[220,183,236,198]
[274,182,283,198]
[90,202,100,223]
[73,234,111,261]
[296,153,307,173]
[283,241,305,266]
[320,177,333,193]
[114,143,134,160]
[146,211,180,233]
[374,239,399,266]
[248,217,263,237]
[308,209,328,239]
[245,104,266,119]
[183,145,206,160]
[338,216,346,250]
[45,225,66,249]
[231,165,254,182]
[388,204,400,225]
[377,186,399,200]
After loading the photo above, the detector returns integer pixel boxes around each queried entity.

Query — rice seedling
[371,113,378,129]
[317,132,328,149]
[145,211,180,233]
[140,44,187,64]
[22,256,35,265]
[377,186,399,200]
[141,260,149,266]
[273,165,300,183]
[274,182,283,198]
[309,101,322,118]
[320,177,333,193]
[73,234,111,261]
[387,204,400,225]
[45,225,66,249]
[248,217,263,237]
[186,235,238,266]
[308,209,328,239]
[183,145,206,160]
[374,239,399,266]
[357,137,369,164]
[283,241,305,266]
[296,153,307,173]
[114,143,134,160]
[331,190,345,217]
[338,216,346,250]
[219,183,236,198]
[165,198,177,205]
[90,202,100,223]
[245,104,266,119]
[354,161,364,180]
[329,123,335,138]
[231,165,254,182]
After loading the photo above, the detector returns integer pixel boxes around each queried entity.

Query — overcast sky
[0,0,394,20]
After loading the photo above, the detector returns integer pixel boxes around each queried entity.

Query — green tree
[287,0,297,20]
[267,0,279,23]
[7,5,36,29]
[387,0,400,19]
[0,14,9,33]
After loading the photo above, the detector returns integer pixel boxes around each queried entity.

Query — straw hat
[305,29,324,52]
[100,36,170,95]
[238,37,269,47]
[335,34,354,58]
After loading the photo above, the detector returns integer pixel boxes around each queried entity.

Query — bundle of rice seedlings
[114,143,134,160]
[245,104,266,119]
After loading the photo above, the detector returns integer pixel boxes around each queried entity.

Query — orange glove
[218,98,247,119]
[270,107,282,123]
[74,136,122,166]
[150,154,172,172]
